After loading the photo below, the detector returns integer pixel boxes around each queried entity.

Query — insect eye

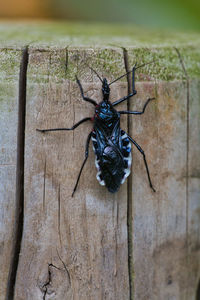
[101,102,106,108]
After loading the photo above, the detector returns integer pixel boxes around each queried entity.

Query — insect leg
[72,131,92,197]
[127,134,156,192]
[119,97,155,115]
[112,65,137,106]
[36,117,91,133]
[76,76,97,106]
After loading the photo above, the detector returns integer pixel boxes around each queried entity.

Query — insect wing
[92,121,131,192]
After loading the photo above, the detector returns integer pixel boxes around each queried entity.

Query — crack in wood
[123,47,134,300]
[56,248,71,286]
[58,184,62,246]
[174,49,190,238]
[65,48,68,75]
[42,263,60,300]
[43,157,46,211]
[42,264,52,300]
[175,46,190,300]
[6,46,29,300]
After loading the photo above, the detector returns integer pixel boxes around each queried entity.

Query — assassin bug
[37,62,156,196]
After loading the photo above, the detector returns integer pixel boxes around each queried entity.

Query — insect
[37,63,156,196]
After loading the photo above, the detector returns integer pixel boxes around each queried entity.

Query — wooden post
[0,22,200,300]
[127,47,200,299]
[0,49,22,299]
[15,47,129,300]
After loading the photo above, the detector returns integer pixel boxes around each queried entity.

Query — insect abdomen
[92,129,132,192]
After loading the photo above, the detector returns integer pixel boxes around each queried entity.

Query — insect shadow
[37,62,156,197]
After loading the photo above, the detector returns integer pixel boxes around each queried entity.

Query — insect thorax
[95,101,119,129]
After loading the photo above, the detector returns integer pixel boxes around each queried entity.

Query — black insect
[37,63,156,196]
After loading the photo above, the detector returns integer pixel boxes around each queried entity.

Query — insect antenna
[109,60,156,86]
[87,65,103,83]
[135,60,156,71]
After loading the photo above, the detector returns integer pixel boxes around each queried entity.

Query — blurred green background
[0,0,200,31]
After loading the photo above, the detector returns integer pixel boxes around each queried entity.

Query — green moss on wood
[66,47,125,82]
[177,46,200,78]
[0,21,200,49]
[127,47,185,81]
[0,49,21,79]
[0,49,21,111]
[0,22,199,85]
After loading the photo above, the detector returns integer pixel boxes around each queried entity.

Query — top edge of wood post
[0,21,199,81]
[0,21,200,49]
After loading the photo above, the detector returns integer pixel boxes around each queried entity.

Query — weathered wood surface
[127,48,200,300]
[15,47,130,300]
[0,22,199,300]
[0,49,22,299]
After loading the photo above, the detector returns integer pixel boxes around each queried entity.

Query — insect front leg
[112,65,137,106]
[76,76,97,106]
[119,97,155,115]
[127,134,156,192]
[72,131,92,197]
[36,117,91,133]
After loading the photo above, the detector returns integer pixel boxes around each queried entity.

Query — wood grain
[15,47,130,300]
[127,47,200,300]
[187,79,200,298]
[0,49,21,299]
[0,23,199,300]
